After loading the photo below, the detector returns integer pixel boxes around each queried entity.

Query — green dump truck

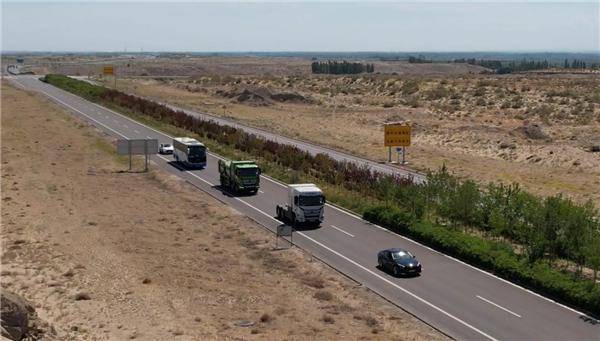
[218,159,261,194]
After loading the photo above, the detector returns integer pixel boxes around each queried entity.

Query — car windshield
[188,145,205,156]
[162,144,171,147]
[236,167,259,177]
[391,251,413,261]
[299,195,324,206]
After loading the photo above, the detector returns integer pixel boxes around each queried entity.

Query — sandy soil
[106,73,600,204]
[0,81,446,340]
[6,55,486,77]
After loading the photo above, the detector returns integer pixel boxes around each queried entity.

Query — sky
[1,1,599,52]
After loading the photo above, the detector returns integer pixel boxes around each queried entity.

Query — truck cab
[276,184,325,226]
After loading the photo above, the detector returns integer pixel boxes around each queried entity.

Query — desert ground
[5,54,487,77]
[0,81,446,340]
[84,60,599,204]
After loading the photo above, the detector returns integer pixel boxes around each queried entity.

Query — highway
[7,75,599,340]
[137,93,427,183]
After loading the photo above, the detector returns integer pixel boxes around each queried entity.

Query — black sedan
[377,248,422,276]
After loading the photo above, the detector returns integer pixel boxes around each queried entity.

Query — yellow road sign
[384,123,411,147]
[103,66,114,75]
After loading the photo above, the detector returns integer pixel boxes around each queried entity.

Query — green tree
[450,180,481,226]
[583,230,600,282]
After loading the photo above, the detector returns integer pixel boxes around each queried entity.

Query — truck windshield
[299,195,324,206]
[188,145,205,156]
[236,168,259,177]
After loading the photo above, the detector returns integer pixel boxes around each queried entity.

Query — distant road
[7,75,599,341]
[158,100,428,183]
[74,75,427,183]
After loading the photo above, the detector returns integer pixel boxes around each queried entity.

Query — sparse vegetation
[321,315,335,324]
[2,81,442,340]
[313,290,334,301]
[43,74,600,314]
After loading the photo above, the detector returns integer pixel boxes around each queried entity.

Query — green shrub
[41,75,106,100]
[45,74,600,315]
[364,205,600,315]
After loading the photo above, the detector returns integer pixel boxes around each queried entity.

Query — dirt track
[0,81,445,340]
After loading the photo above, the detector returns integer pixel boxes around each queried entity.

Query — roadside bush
[400,79,420,95]
[42,74,106,100]
[424,84,449,100]
[44,75,600,315]
[364,205,600,314]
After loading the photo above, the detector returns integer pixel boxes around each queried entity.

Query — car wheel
[377,258,383,269]
[393,266,400,277]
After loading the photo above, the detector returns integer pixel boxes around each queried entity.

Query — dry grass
[1,81,446,340]
[107,72,600,203]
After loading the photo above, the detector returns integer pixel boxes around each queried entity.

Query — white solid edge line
[33,77,592,319]
[324,199,591,317]
[297,232,499,341]
[32,88,128,139]
[9,78,26,90]
[330,224,355,237]
[152,160,497,340]
[476,295,522,318]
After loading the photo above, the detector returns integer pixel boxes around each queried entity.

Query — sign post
[117,138,158,172]
[384,122,411,164]
[103,65,116,88]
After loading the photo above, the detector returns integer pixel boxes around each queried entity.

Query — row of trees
[43,74,600,313]
[562,59,599,69]
[311,60,374,74]
[422,169,599,271]
[454,58,552,74]
[456,58,600,73]
[407,55,433,63]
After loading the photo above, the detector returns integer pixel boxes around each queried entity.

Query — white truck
[172,137,207,168]
[276,184,325,226]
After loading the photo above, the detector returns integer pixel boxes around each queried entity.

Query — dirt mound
[216,87,271,106]
[515,122,550,140]
[216,86,312,106]
[270,91,312,103]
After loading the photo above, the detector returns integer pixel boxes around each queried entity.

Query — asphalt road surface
[7,75,599,340]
